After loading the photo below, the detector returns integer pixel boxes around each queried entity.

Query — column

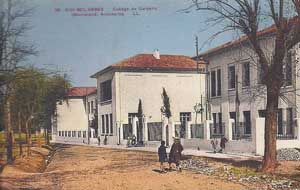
[295,118,300,140]
[186,121,192,139]
[226,119,234,140]
[143,117,148,142]
[132,116,138,138]
[204,120,212,140]
[255,118,265,155]
[119,122,124,143]
[162,117,167,141]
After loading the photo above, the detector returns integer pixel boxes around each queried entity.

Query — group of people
[158,137,183,173]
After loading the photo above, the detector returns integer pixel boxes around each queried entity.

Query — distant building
[91,51,207,146]
[52,87,98,144]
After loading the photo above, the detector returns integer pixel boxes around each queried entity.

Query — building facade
[91,52,207,146]
[52,87,98,144]
[195,24,300,154]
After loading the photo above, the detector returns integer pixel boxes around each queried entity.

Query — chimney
[153,49,160,59]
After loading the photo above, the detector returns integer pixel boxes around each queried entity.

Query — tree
[137,99,143,141]
[0,0,36,162]
[185,0,300,172]
[38,74,70,144]
[160,88,172,120]
[11,68,45,156]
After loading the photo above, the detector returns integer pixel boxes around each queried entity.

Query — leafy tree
[185,0,300,172]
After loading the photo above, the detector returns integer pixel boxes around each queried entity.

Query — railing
[210,123,225,138]
[276,133,296,140]
[191,124,204,138]
[232,122,252,140]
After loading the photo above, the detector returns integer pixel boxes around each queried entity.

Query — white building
[52,87,98,144]
[91,51,207,146]
[195,24,300,155]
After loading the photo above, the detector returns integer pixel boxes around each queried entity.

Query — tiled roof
[91,54,206,77]
[111,54,205,71]
[67,87,96,97]
[199,24,277,56]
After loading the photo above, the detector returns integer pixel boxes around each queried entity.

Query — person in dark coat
[158,140,167,173]
[168,138,183,172]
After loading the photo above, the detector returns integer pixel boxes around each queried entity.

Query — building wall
[206,36,299,140]
[96,70,206,144]
[53,98,89,143]
[116,71,205,124]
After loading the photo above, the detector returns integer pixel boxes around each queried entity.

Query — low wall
[277,140,300,149]
[182,138,255,154]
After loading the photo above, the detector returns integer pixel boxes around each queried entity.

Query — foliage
[160,88,171,119]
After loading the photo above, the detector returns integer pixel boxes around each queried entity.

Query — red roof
[111,54,205,71]
[67,87,96,97]
[199,24,277,56]
[91,54,206,77]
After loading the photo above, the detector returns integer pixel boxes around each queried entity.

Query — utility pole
[235,74,240,138]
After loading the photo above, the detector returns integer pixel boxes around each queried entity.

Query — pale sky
[28,0,232,86]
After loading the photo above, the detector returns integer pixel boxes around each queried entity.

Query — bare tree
[184,0,300,172]
[0,0,36,162]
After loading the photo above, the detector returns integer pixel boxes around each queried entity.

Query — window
[217,69,221,96]
[258,64,264,84]
[243,111,251,134]
[211,69,221,97]
[88,102,90,114]
[229,112,236,121]
[106,114,109,134]
[110,113,113,134]
[72,131,76,137]
[286,108,293,135]
[212,113,217,133]
[100,80,112,102]
[78,131,81,138]
[68,131,71,137]
[83,131,86,138]
[65,131,67,137]
[180,112,191,138]
[277,109,283,134]
[59,131,61,136]
[102,115,105,134]
[285,52,292,86]
[228,65,235,89]
[211,71,216,97]
[258,110,266,118]
[218,112,223,134]
[242,62,250,87]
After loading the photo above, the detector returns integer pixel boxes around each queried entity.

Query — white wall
[116,72,205,124]
[53,98,89,143]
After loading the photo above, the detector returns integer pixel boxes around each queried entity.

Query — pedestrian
[168,137,183,172]
[219,137,228,153]
[158,140,167,173]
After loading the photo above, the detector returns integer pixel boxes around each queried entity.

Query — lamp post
[194,99,204,124]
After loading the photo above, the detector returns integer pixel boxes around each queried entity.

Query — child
[158,140,167,173]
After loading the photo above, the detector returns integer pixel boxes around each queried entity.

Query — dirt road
[2,145,252,190]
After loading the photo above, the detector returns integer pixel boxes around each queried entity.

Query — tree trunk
[25,118,31,156]
[260,85,280,172]
[4,98,13,163]
[18,112,23,156]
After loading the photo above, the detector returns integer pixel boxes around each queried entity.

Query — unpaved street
[2,145,252,190]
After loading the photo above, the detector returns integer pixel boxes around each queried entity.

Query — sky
[27,0,233,86]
